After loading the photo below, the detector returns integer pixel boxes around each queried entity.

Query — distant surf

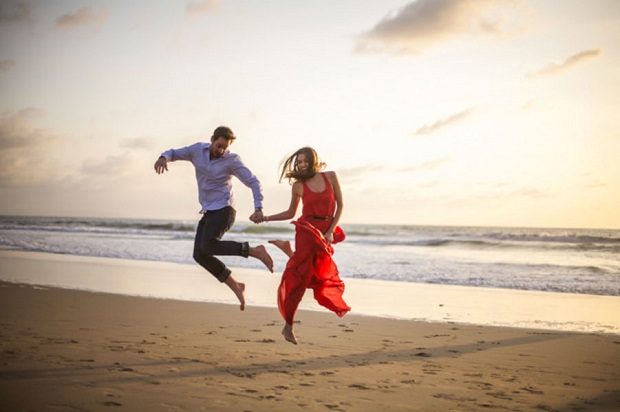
[1,215,618,296]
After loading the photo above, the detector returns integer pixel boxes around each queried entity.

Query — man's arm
[154,143,200,175]
[230,155,264,220]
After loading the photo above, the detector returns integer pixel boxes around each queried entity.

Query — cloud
[119,137,156,150]
[355,0,530,54]
[526,49,602,78]
[413,108,474,136]
[0,59,16,73]
[398,157,451,173]
[0,108,68,187]
[511,187,552,199]
[0,109,144,190]
[56,6,108,30]
[420,180,440,188]
[0,108,53,149]
[185,0,219,19]
[521,99,535,111]
[487,186,553,200]
[81,153,135,177]
[586,180,606,189]
[338,165,384,183]
[0,1,32,25]
[171,1,220,50]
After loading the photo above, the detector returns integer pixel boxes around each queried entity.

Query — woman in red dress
[262,147,350,344]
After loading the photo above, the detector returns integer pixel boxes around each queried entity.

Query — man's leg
[193,207,247,309]
[193,207,239,281]
[192,207,273,310]
[194,206,273,273]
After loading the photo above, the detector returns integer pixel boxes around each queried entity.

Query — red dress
[277,173,351,324]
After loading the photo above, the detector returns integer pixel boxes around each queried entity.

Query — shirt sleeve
[161,142,201,162]
[231,155,264,210]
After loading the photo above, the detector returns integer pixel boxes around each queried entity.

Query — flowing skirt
[277,220,350,324]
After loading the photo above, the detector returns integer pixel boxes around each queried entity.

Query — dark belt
[307,215,334,221]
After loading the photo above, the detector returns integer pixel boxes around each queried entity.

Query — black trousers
[193,206,249,282]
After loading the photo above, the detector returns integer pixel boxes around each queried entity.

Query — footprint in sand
[415,352,432,357]
[99,401,122,406]
[348,383,371,390]
[274,385,290,390]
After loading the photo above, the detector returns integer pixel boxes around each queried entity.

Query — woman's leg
[277,258,313,344]
[268,239,294,258]
[282,323,297,345]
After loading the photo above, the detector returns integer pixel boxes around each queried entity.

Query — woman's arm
[264,182,302,222]
[325,171,343,242]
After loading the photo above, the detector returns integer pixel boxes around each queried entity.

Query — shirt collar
[203,142,230,159]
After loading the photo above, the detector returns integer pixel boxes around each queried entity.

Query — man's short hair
[213,126,236,141]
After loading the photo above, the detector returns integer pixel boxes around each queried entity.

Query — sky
[1,0,619,229]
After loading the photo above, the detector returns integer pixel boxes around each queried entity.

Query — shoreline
[0,249,619,335]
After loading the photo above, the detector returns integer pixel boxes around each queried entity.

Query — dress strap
[321,172,332,191]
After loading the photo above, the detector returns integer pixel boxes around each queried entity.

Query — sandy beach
[0,254,619,411]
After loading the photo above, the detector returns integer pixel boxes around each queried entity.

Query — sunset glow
[1,0,618,229]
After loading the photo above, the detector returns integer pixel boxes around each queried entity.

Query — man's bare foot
[224,276,246,311]
[249,245,274,273]
[269,239,294,258]
[235,282,246,311]
[282,324,298,345]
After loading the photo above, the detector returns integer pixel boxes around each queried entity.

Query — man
[154,126,273,311]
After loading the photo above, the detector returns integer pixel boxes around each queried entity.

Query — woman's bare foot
[282,324,298,345]
[224,276,246,311]
[249,245,274,272]
[269,239,294,258]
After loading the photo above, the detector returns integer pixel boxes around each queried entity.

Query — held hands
[249,210,265,224]
[154,156,168,174]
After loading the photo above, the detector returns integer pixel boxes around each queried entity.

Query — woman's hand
[324,230,334,244]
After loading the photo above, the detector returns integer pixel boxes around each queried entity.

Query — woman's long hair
[279,147,326,184]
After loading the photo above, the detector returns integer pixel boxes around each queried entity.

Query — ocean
[1,215,618,297]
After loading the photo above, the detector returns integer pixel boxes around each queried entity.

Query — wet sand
[1,250,618,335]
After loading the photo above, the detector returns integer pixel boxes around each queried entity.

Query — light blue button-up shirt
[161,142,263,212]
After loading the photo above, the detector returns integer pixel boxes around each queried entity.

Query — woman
[262,147,350,344]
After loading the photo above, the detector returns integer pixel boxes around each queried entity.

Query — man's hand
[154,156,168,174]
[249,210,264,224]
